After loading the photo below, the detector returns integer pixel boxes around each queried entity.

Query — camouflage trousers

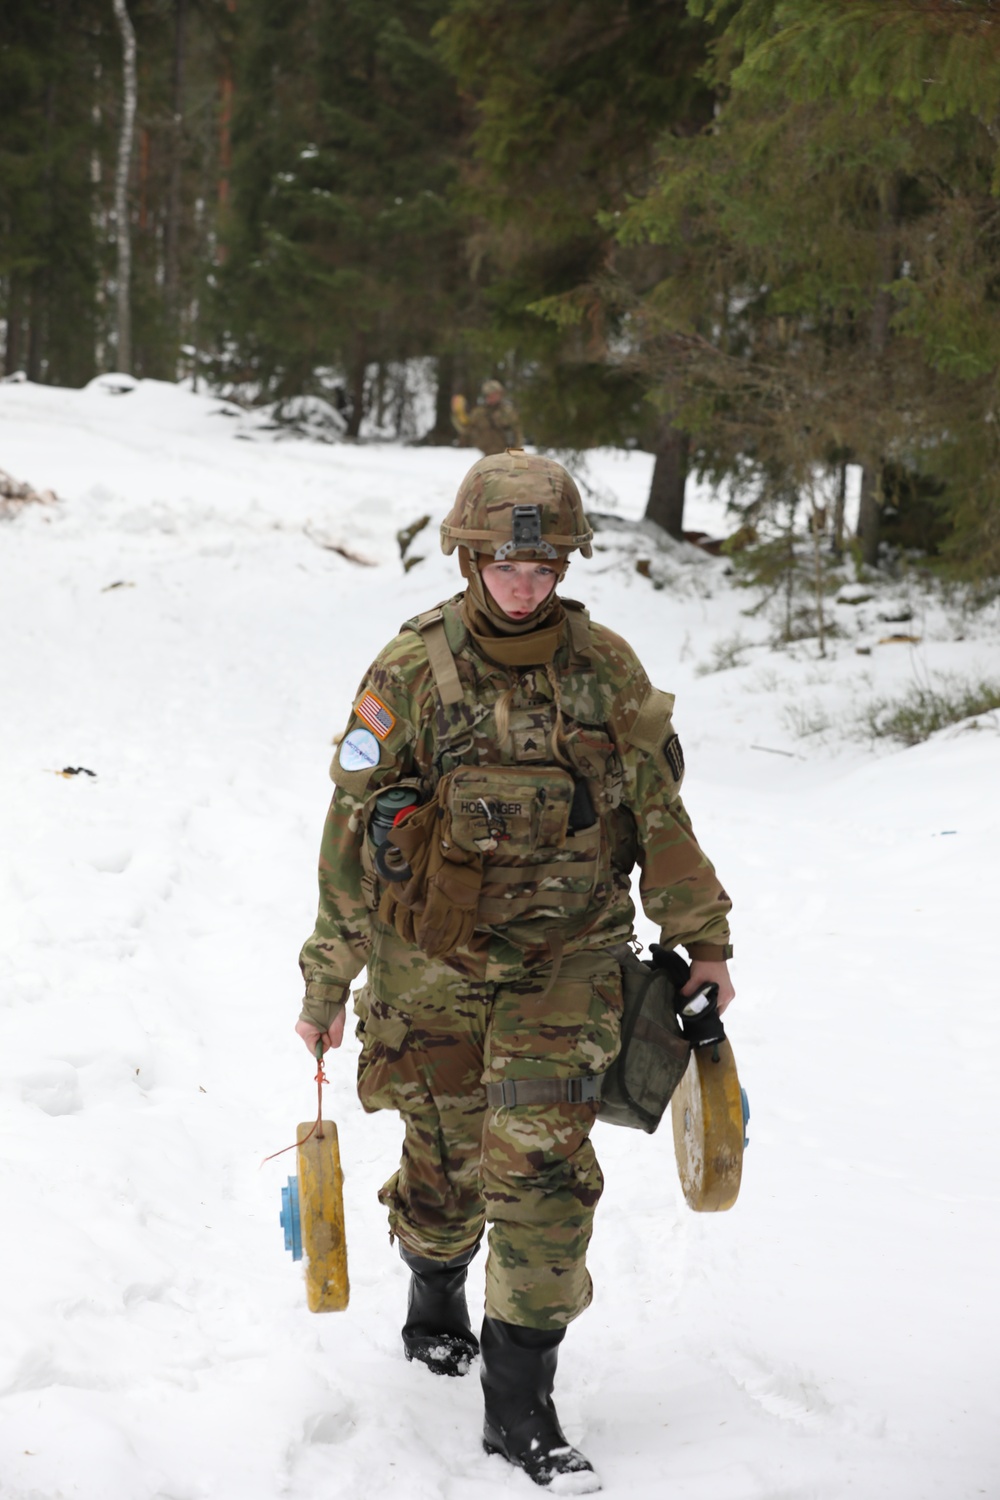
[356,919,623,1330]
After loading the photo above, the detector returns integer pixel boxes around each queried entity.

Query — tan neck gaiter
[459,551,567,667]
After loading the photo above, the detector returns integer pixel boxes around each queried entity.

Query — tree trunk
[644,417,689,539]
[163,0,187,332]
[5,277,22,376]
[27,279,44,383]
[857,177,899,570]
[418,351,455,444]
[858,463,881,569]
[831,458,847,559]
[345,349,367,438]
[112,0,137,374]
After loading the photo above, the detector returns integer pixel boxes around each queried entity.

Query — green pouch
[598,946,692,1133]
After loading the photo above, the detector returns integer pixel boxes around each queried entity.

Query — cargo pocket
[356,991,416,1114]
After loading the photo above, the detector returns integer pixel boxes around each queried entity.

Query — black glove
[675,981,726,1048]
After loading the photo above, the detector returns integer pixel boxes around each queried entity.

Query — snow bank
[1,378,996,1499]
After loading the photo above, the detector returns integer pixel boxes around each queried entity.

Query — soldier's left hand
[682,959,735,1014]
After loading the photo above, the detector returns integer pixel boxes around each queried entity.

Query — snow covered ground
[1,375,997,1500]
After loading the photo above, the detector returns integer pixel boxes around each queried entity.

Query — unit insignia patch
[339,727,380,772]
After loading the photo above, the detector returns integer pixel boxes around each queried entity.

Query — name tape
[457,800,523,817]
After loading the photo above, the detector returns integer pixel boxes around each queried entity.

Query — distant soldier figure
[295,450,735,1492]
[451,378,523,455]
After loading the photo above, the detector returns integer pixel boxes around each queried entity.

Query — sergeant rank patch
[355,690,396,740]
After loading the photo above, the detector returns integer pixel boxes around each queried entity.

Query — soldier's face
[481,560,558,620]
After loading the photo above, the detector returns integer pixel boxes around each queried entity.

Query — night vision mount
[493,504,558,561]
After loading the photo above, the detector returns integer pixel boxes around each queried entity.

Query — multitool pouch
[598,946,694,1133]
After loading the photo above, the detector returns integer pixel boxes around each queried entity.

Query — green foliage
[699,0,1000,136]
[0,0,235,384]
[858,673,1000,745]
[4,0,1000,593]
[694,631,754,674]
[213,0,465,412]
[434,0,715,452]
[613,0,1000,579]
[0,0,109,383]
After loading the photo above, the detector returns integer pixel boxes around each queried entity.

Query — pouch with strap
[376,776,484,960]
[485,945,694,1122]
[598,945,693,1133]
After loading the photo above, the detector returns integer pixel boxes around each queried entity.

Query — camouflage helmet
[481,378,505,399]
[441,449,593,561]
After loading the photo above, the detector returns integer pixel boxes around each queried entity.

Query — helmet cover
[441,450,593,562]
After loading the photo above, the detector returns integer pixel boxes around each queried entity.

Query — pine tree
[613,0,1000,577]
[213,0,466,432]
[435,0,717,531]
[0,0,109,384]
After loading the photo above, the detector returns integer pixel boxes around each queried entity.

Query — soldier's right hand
[295,1009,346,1054]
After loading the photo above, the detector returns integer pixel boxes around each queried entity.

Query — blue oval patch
[339,727,380,772]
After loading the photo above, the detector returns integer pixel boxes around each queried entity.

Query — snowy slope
[0,376,997,1500]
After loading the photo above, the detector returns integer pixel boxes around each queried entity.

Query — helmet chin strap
[458,547,568,636]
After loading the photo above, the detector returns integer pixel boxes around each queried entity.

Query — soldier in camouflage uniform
[451,378,524,455]
[296,449,734,1492]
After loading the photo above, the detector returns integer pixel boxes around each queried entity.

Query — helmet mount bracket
[494,505,558,561]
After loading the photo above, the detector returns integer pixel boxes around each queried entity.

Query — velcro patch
[355,690,396,740]
[664,733,685,782]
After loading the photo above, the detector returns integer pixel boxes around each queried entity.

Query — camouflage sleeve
[609,652,733,962]
[298,641,430,1023]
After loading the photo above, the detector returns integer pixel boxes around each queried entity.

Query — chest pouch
[445,765,601,927]
[446,765,573,854]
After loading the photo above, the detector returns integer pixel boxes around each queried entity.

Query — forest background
[5,0,1000,582]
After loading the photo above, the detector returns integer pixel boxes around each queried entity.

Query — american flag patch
[355,690,396,740]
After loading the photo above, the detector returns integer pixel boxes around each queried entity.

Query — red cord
[260,1045,328,1165]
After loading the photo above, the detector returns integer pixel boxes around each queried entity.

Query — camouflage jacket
[299,594,732,1027]
[453,400,524,456]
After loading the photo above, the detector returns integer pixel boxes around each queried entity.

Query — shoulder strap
[411,606,465,707]
[561,598,592,666]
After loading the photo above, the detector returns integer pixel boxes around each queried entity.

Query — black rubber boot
[480,1316,600,1492]
[399,1243,480,1377]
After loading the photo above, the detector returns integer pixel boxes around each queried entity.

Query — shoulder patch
[663,732,684,782]
[354,690,396,741]
[338,727,381,771]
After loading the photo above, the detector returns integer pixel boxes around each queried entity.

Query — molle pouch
[561,725,616,781]
[561,724,625,813]
[598,946,692,1133]
[444,765,599,927]
[445,766,575,856]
